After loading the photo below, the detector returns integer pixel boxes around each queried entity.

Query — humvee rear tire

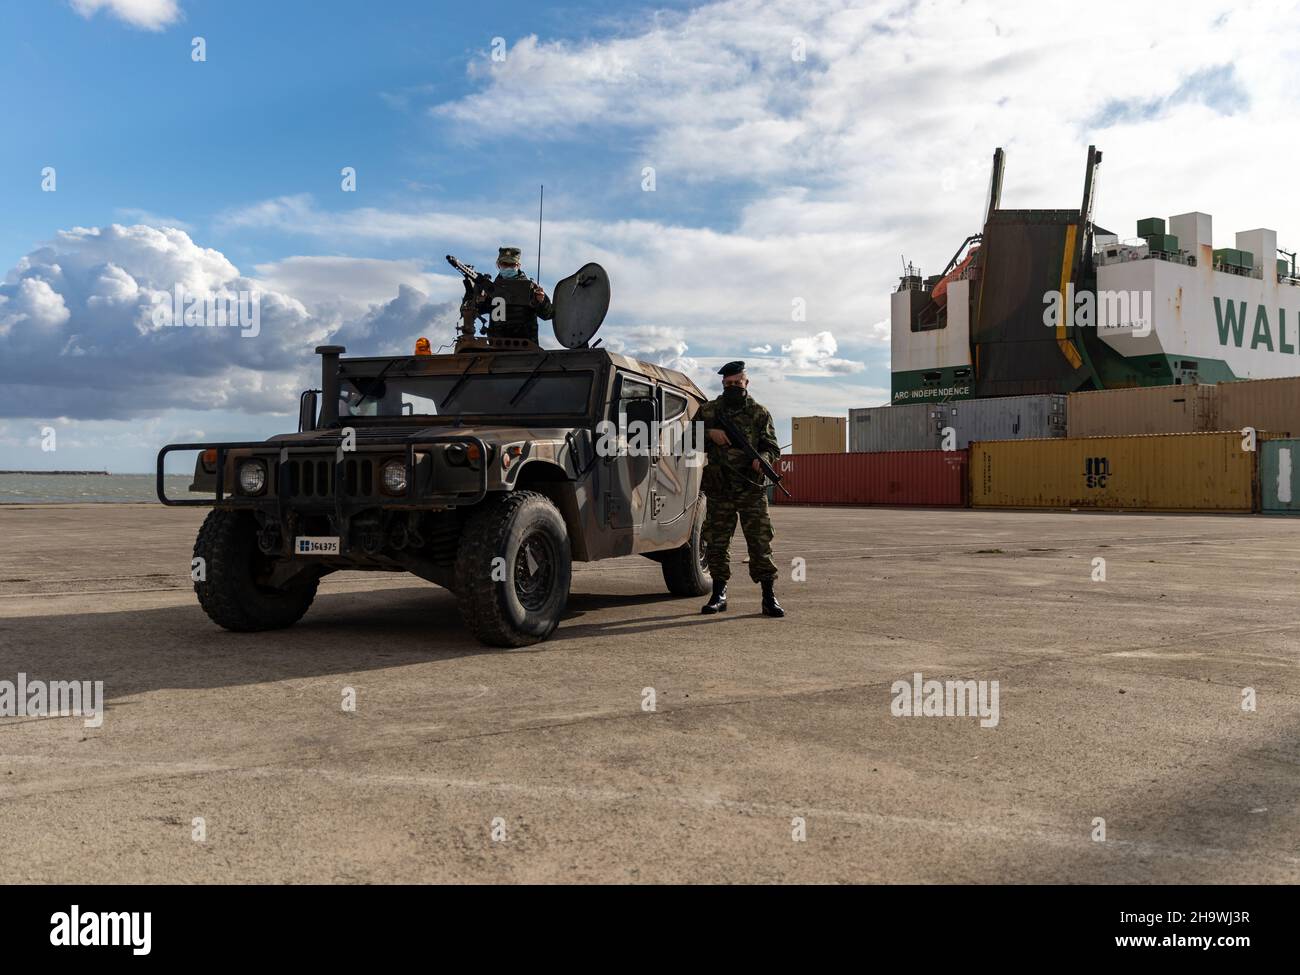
[193,510,319,632]
[660,508,711,597]
[455,491,572,647]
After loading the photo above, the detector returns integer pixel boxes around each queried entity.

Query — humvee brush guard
[158,270,710,646]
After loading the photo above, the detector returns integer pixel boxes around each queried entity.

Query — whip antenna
[537,184,544,280]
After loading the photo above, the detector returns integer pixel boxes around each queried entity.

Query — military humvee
[157,263,711,646]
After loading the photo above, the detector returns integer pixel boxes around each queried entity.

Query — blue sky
[2,0,1297,471]
[2,0,710,267]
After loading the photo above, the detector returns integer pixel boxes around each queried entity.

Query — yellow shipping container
[1067,384,1217,437]
[791,416,846,454]
[970,432,1256,511]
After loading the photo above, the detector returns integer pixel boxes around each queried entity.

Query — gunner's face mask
[722,384,747,402]
[497,266,523,279]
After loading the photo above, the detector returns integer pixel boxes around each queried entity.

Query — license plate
[294,536,340,556]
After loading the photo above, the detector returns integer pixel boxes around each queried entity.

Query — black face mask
[722,385,746,402]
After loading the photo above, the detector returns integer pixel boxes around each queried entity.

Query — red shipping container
[771,450,968,507]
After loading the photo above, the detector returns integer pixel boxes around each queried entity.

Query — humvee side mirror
[299,389,320,432]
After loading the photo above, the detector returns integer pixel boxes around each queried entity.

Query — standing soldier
[698,361,784,617]
[480,246,553,343]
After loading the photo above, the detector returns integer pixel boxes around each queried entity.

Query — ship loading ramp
[970,146,1105,398]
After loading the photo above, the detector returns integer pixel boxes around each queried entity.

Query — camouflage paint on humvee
[158,342,712,646]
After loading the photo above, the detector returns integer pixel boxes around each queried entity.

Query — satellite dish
[552,263,610,349]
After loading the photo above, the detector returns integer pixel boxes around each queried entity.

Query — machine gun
[446,254,496,345]
[714,410,791,498]
[446,254,494,301]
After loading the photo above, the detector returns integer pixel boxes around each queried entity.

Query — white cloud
[69,0,181,31]
[346,284,459,356]
[603,324,699,376]
[426,0,1300,293]
[114,207,193,231]
[598,324,867,445]
[606,324,690,358]
[779,331,863,375]
[86,263,140,305]
[0,278,71,335]
[0,225,450,419]
[253,255,459,316]
[215,2,1300,373]
[219,194,884,349]
[26,0,1300,448]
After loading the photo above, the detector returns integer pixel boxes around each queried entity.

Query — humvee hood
[265,423,579,446]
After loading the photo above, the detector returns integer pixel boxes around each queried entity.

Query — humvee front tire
[193,510,319,632]
[455,491,572,647]
[660,508,711,597]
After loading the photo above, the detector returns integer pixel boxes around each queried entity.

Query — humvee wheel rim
[514,531,558,612]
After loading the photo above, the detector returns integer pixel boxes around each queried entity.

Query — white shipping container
[850,395,1068,452]
[930,394,1067,449]
[849,403,934,452]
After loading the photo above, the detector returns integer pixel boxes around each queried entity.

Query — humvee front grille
[278,457,375,499]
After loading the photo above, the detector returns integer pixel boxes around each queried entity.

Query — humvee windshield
[340,371,593,418]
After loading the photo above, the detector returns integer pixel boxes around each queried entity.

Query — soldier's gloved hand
[707,429,731,447]
[531,284,546,305]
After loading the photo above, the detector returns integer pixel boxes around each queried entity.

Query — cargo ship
[891,147,1300,403]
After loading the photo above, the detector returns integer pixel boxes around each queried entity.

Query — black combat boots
[701,578,728,614]
[761,580,785,618]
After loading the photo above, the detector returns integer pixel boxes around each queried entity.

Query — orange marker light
[414,337,432,355]
[201,449,218,470]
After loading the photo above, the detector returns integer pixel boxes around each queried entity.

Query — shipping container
[1213,247,1253,269]
[1260,438,1300,513]
[849,403,933,452]
[1067,383,1217,437]
[929,393,1066,449]
[1217,376,1300,438]
[1144,233,1179,254]
[970,432,1256,511]
[791,415,846,454]
[773,450,967,507]
[1136,216,1166,237]
[850,396,1066,452]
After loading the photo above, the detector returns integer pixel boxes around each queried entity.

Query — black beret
[717,360,746,377]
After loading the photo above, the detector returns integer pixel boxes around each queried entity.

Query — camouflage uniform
[699,393,780,583]
[465,248,554,344]
[483,271,553,343]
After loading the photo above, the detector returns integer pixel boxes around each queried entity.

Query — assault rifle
[714,410,791,497]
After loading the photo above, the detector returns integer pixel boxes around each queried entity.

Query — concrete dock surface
[1,503,1297,883]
